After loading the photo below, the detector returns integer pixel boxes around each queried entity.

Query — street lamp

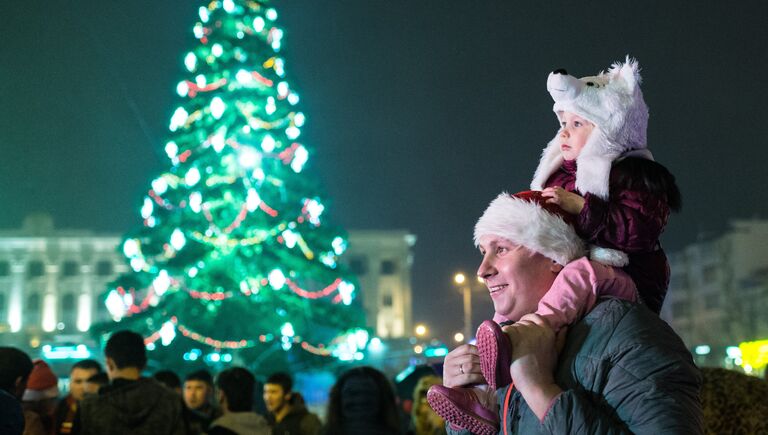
[454,272,473,342]
[454,332,465,343]
[415,323,428,337]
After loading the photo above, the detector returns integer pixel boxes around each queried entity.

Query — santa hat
[22,359,59,401]
[474,191,586,266]
[531,56,653,200]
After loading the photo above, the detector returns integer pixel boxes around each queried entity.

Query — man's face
[476,235,560,322]
[69,368,99,402]
[263,383,290,414]
[183,380,211,410]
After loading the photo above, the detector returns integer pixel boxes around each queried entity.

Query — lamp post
[454,273,472,342]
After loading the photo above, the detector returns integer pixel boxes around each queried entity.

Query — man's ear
[550,261,564,274]
[105,356,116,373]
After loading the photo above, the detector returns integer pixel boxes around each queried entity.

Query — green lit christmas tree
[97,0,368,372]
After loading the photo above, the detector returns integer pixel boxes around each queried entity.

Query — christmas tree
[97,0,368,373]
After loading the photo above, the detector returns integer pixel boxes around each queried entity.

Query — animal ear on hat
[613,56,641,93]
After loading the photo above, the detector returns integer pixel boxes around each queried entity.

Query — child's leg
[479,258,637,390]
[536,257,637,331]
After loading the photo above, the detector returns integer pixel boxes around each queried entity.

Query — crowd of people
[0,332,448,435]
[4,56,768,435]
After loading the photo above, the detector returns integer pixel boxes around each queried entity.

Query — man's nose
[476,255,495,279]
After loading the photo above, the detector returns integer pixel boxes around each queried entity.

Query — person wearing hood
[71,330,188,435]
[206,367,270,435]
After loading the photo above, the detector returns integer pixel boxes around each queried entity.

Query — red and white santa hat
[474,191,628,267]
[22,359,59,401]
[530,56,653,200]
[474,191,586,266]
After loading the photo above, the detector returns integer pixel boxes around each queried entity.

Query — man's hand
[541,187,585,215]
[503,314,564,420]
[442,344,483,387]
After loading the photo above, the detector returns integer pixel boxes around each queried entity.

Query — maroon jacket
[545,159,671,313]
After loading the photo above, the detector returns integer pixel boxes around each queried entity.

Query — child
[427,57,681,435]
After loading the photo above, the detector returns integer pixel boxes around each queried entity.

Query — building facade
[343,230,416,339]
[661,219,768,368]
[0,215,415,353]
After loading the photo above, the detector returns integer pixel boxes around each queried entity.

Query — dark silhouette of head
[324,366,401,435]
[216,367,255,412]
[104,330,147,370]
[0,347,33,399]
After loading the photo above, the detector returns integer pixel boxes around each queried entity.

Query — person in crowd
[184,369,220,434]
[54,359,102,435]
[154,370,183,395]
[0,347,34,435]
[408,375,445,435]
[22,359,60,435]
[206,367,270,435]
[82,372,108,398]
[263,372,321,435]
[323,366,402,435]
[699,367,768,434]
[72,330,187,435]
[428,191,702,434]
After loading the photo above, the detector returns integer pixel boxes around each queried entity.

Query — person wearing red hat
[22,359,60,435]
[427,190,701,434]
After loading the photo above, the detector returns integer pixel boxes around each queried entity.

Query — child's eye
[496,246,508,255]
[574,121,582,127]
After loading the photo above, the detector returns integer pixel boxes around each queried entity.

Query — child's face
[557,111,594,161]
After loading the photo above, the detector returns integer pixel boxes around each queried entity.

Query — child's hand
[541,187,585,214]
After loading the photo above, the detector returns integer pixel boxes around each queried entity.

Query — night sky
[3,0,767,343]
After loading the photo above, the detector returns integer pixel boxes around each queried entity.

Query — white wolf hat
[530,56,653,199]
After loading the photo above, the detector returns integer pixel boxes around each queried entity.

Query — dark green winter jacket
[451,298,703,434]
[75,377,188,435]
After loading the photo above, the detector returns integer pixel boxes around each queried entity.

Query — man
[207,367,270,435]
[0,347,34,435]
[184,369,219,434]
[436,192,702,434]
[55,359,102,435]
[263,372,321,435]
[73,330,187,435]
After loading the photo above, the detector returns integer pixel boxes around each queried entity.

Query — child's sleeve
[536,258,637,331]
[575,189,669,253]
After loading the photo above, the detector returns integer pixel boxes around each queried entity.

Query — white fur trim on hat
[22,385,60,401]
[589,245,629,267]
[474,193,586,266]
[531,56,651,199]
